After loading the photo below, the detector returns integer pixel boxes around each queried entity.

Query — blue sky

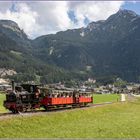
[0,1,139,38]
[122,2,140,15]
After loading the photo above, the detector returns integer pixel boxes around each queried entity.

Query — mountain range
[0,9,140,84]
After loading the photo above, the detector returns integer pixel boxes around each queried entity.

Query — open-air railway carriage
[3,82,93,113]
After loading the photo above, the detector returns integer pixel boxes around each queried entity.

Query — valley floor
[0,96,140,138]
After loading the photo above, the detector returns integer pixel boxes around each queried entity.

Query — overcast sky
[0,1,139,39]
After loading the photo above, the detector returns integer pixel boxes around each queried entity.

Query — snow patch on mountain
[49,47,54,55]
[80,31,85,37]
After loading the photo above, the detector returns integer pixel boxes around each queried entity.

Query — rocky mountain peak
[0,19,29,46]
[0,20,22,35]
[0,20,19,28]
[117,9,138,17]
[106,9,139,23]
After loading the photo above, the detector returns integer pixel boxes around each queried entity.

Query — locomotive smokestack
[11,81,15,91]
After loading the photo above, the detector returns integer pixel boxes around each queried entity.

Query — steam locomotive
[3,81,93,113]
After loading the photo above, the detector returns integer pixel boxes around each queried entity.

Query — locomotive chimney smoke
[12,80,15,91]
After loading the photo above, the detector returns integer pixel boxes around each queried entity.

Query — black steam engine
[4,81,42,113]
[4,81,93,113]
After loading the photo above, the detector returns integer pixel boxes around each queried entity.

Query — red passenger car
[4,83,93,113]
[40,89,93,109]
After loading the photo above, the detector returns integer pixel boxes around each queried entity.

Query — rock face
[0,20,30,47]
[1,9,140,83]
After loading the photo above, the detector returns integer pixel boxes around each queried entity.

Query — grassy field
[93,94,120,104]
[0,93,6,113]
[0,98,140,138]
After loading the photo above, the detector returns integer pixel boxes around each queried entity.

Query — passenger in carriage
[48,94,52,98]
[61,93,65,97]
[64,93,66,97]
[83,93,86,97]
[52,94,55,97]
[68,93,71,97]
[60,93,63,97]
[54,94,57,98]
[69,93,72,97]
[75,94,79,98]
[57,94,61,97]
[65,93,68,97]
[79,93,81,97]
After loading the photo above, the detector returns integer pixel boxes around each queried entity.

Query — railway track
[0,102,114,119]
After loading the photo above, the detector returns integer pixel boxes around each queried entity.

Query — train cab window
[21,95,28,101]
[15,86,22,92]
[22,95,27,99]
[21,84,39,93]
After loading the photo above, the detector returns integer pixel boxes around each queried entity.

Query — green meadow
[93,94,120,104]
[0,93,6,113]
[0,92,139,138]
[0,99,140,138]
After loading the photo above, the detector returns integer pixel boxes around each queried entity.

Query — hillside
[0,20,75,83]
[33,9,140,82]
[1,9,140,83]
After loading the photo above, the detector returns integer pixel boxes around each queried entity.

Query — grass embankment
[0,99,140,138]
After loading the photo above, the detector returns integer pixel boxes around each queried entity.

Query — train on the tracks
[3,81,93,113]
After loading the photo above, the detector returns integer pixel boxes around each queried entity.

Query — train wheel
[43,105,48,111]
[11,109,18,114]
[23,108,27,112]
[11,109,15,113]
[84,103,88,106]
[16,106,24,113]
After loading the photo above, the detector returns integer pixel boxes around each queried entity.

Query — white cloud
[28,2,73,34]
[0,1,124,39]
[68,1,124,27]
[0,2,41,38]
